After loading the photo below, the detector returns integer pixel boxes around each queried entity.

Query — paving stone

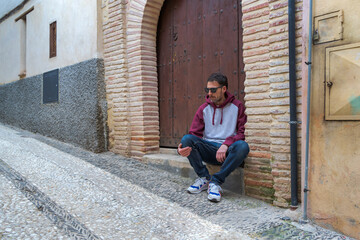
[0,172,68,239]
[0,123,355,240]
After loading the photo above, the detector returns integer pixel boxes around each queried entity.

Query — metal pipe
[288,0,298,208]
[303,0,313,221]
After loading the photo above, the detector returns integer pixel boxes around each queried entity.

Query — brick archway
[104,0,305,207]
[126,0,165,157]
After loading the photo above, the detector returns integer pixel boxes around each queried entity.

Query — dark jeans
[181,134,249,185]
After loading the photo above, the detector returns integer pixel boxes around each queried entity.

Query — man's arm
[222,100,247,147]
[216,144,228,163]
[188,103,206,138]
[216,101,246,162]
[177,104,206,156]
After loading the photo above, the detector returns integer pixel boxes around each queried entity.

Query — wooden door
[157,0,245,147]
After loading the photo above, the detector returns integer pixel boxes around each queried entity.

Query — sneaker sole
[207,196,221,202]
[187,187,208,194]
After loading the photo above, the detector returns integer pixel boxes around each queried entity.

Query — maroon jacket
[189,91,247,146]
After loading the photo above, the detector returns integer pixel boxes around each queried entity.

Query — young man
[177,72,249,202]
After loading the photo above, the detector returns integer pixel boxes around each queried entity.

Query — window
[50,21,56,58]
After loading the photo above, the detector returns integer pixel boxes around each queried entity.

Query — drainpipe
[288,0,298,208]
[303,0,313,221]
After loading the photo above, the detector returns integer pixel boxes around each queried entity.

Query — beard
[210,96,222,105]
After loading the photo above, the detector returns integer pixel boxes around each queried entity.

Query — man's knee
[181,134,199,147]
[229,140,250,156]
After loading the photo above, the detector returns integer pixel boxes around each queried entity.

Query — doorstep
[142,148,245,195]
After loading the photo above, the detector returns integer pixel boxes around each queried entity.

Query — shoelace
[194,177,206,186]
[209,184,222,193]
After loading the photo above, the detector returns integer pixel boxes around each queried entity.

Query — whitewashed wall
[0,0,103,84]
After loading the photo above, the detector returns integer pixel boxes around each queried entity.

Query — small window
[50,21,56,58]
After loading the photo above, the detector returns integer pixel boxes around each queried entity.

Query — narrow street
[0,123,353,239]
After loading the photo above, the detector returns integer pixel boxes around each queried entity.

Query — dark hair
[207,72,228,89]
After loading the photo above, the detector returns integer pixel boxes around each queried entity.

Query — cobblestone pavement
[0,123,354,240]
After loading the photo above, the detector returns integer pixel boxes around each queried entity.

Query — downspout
[288,0,298,208]
[303,0,313,221]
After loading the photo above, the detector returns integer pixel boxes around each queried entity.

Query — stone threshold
[143,148,245,195]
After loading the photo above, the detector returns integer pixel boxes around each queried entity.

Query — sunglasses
[204,86,223,93]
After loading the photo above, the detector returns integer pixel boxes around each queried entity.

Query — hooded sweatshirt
[189,91,247,146]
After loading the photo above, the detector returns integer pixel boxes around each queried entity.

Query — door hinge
[313,29,319,43]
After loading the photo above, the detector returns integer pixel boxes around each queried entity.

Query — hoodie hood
[205,91,235,107]
[205,91,235,125]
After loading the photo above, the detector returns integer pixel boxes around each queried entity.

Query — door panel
[186,0,204,127]
[220,0,239,98]
[157,0,173,146]
[157,0,244,147]
[203,0,220,80]
[172,0,188,145]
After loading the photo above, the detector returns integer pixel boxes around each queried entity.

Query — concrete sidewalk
[0,123,353,239]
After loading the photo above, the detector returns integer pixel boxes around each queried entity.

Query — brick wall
[242,0,272,203]
[102,0,303,207]
[126,0,162,158]
[102,0,131,156]
[103,0,162,158]
[269,0,303,208]
[242,0,303,207]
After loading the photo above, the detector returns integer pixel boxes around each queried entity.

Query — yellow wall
[309,1,360,238]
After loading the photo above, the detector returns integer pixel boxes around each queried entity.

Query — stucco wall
[0,0,102,84]
[0,58,108,153]
[308,1,360,238]
[0,18,23,83]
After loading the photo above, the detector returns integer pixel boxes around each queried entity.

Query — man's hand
[177,143,192,157]
[216,144,228,163]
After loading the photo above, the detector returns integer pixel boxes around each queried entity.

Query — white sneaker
[187,177,209,194]
[207,183,223,202]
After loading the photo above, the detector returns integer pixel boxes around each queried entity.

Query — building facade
[1,0,359,238]
[0,0,108,152]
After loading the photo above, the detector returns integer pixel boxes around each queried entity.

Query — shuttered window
[49,21,56,58]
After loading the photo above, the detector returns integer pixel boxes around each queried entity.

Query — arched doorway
[157,0,245,147]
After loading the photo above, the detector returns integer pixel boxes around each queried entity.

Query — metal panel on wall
[43,69,59,104]
[325,42,360,120]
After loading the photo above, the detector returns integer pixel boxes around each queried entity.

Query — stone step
[142,153,191,171]
[143,149,245,195]
[159,147,178,155]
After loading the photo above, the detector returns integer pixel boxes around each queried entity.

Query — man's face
[206,81,226,105]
